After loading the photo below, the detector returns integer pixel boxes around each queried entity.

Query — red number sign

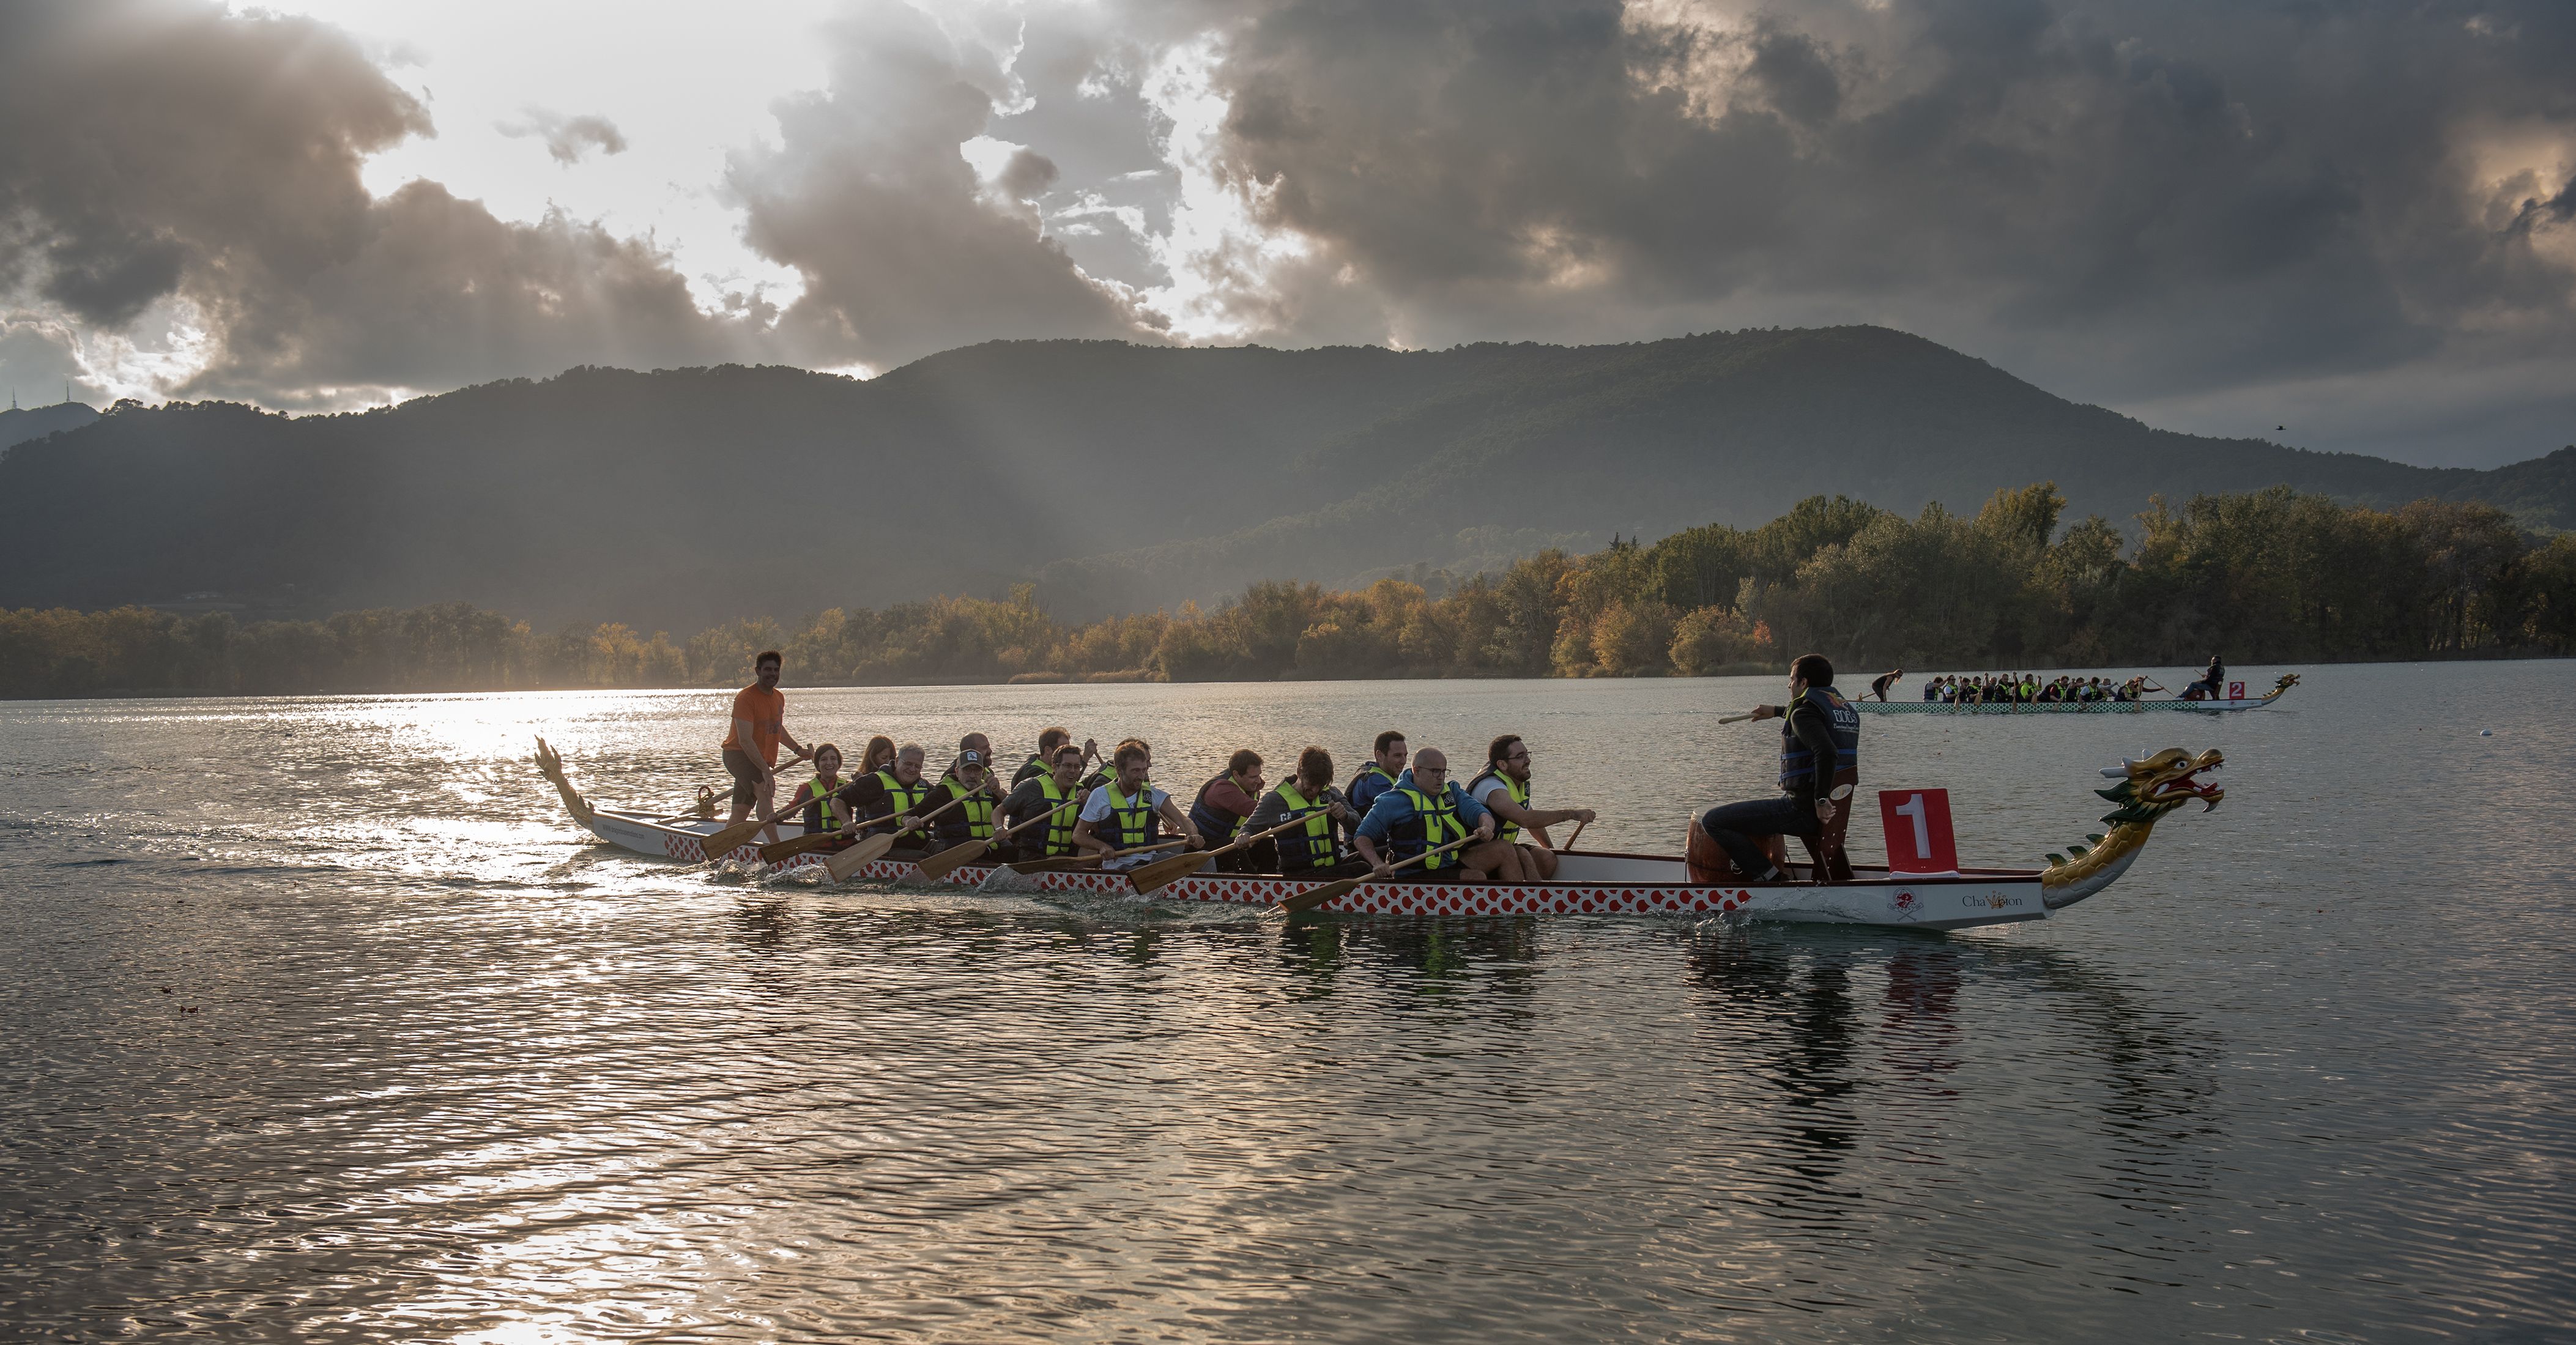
[1879,789,1959,875]
[2228,680,2246,700]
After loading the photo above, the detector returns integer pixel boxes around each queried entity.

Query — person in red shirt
[1187,749,1266,873]
[719,650,812,844]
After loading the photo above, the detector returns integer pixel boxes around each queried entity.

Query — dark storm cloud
[1186,0,2576,450]
[498,108,632,165]
[725,0,1157,369]
[0,0,759,405]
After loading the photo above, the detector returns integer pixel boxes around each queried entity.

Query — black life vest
[1188,771,1252,847]
[1778,687,1860,791]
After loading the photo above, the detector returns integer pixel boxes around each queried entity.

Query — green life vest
[1464,768,1529,844]
[1273,780,1337,870]
[803,777,849,831]
[1098,780,1160,850]
[1032,774,1082,856]
[866,767,927,834]
[927,777,993,843]
[1392,785,1466,870]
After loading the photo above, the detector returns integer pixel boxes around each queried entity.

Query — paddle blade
[1125,848,1211,895]
[913,838,992,882]
[1271,874,1363,917]
[1007,854,1088,874]
[826,831,898,882]
[699,816,772,862]
[757,831,836,864]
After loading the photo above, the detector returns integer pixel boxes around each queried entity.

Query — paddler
[1868,667,1904,702]
[1072,739,1203,869]
[1244,746,1366,878]
[1012,727,1099,787]
[1353,747,1507,881]
[1186,749,1265,873]
[1699,653,1859,883]
[827,741,935,858]
[1347,730,1408,818]
[793,743,854,849]
[719,650,812,845]
[2183,654,2224,700]
[913,747,1002,851]
[1465,734,1594,880]
[994,742,1104,861]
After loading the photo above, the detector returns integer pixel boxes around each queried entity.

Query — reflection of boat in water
[535,740,2229,932]
[1858,673,2298,714]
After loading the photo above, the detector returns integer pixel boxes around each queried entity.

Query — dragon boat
[535,739,2227,932]
[1858,673,2298,715]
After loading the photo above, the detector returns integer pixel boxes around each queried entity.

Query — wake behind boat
[535,739,2230,932]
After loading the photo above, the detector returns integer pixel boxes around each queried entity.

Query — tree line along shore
[6,483,2569,700]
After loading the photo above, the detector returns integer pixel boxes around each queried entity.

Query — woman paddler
[794,743,855,850]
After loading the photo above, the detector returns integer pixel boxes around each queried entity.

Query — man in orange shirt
[721,650,813,844]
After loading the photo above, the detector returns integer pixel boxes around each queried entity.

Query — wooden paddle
[1719,712,1755,724]
[1561,817,1589,850]
[1266,834,1479,919]
[758,829,841,864]
[1004,837,1189,875]
[1127,813,1315,895]
[824,790,973,883]
[909,782,1069,883]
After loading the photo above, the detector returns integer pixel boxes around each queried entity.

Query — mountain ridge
[1,327,2564,629]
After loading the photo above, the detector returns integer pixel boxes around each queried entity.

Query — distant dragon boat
[1860,673,2298,715]
[535,739,2230,932]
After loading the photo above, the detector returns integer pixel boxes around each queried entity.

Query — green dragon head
[2095,747,2225,825]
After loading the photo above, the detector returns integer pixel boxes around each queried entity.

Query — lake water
[3,664,2571,1342]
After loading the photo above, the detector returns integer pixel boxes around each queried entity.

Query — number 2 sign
[1879,789,1959,875]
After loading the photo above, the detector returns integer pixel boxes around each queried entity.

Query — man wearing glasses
[1465,735,1595,881]
[1351,747,1510,882]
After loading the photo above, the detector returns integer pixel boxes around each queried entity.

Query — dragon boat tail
[532,738,2226,930]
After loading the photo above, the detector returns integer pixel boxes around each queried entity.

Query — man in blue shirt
[1346,729,1408,819]
[1353,747,1510,881]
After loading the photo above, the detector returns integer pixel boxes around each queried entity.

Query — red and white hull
[584,808,2049,931]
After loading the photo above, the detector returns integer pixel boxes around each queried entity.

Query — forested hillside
[7,483,2567,698]
[1,328,2566,632]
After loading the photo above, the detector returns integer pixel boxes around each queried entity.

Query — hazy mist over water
[2,665,2570,1340]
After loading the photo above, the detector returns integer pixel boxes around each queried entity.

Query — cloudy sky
[2,0,2570,467]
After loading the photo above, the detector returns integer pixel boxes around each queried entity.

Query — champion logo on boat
[1892,889,1918,914]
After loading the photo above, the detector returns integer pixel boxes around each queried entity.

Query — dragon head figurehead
[2043,747,2226,909]
[2095,747,2224,824]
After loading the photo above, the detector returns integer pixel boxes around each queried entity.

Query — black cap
[958,749,985,766]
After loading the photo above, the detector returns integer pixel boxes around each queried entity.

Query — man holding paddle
[1701,653,1859,883]
[825,741,937,858]
[1353,747,1506,881]
[1186,749,1266,873]
[995,743,1101,862]
[912,749,1003,852]
[1072,740,1203,870]
[719,650,812,846]
[1244,746,1367,878]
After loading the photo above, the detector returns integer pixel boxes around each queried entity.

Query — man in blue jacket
[1353,747,1511,882]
